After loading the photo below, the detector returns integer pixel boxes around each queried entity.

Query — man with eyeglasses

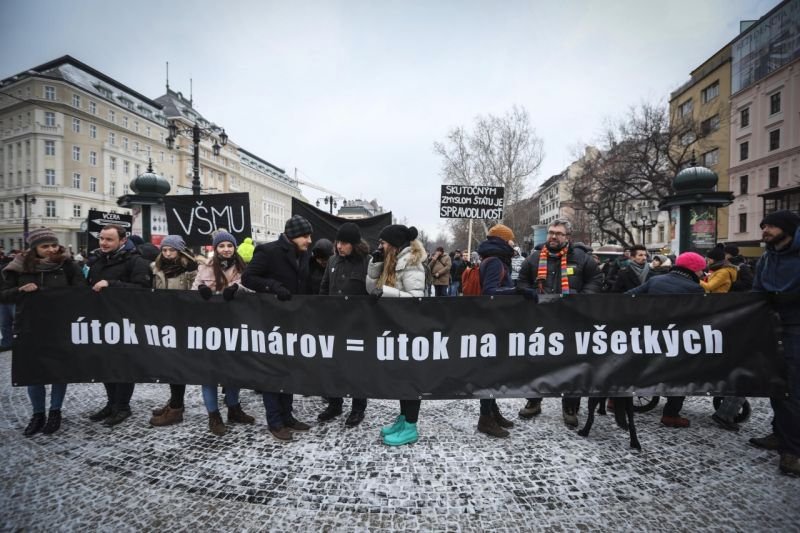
[516,217,604,428]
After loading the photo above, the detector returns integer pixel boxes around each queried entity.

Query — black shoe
[42,409,62,435]
[345,410,365,427]
[749,432,782,450]
[317,404,343,422]
[284,416,311,432]
[102,408,132,427]
[711,414,739,432]
[23,413,46,436]
[89,404,113,422]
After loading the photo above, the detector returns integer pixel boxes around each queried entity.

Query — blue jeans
[772,332,800,455]
[262,392,293,429]
[0,303,14,349]
[201,385,240,413]
[27,384,67,414]
[449,282,460,296]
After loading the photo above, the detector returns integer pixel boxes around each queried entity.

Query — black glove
[222,284,239,302]
[198,284,213,300]
[370,248,384,263]
[275,286,292,301]
[370,287,383,300]
[517,287,537,301]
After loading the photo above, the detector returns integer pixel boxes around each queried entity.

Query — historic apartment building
[726,0,800,256]
[0,55,302,252]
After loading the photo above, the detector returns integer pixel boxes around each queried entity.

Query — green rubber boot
[380,415,406,437]
[383,421,418,446]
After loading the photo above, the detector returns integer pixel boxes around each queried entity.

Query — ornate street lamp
[165,121,227,196]
[316,195,338,214]
[629,205,659,245]
[15,193,36,247]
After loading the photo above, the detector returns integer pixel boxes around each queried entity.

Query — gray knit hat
[284,215,313,239]
[160,235,186,252]
[27,227,58,249]
[212,230,237,248]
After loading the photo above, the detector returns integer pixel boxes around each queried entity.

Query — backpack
[731,262,754,292]
[461,257,505,296]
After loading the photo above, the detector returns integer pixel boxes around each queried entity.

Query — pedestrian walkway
[0,351,796,531]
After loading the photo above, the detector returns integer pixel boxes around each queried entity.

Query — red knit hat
[675,252,706,273]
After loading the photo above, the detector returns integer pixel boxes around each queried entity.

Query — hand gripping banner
[12,289,788,399]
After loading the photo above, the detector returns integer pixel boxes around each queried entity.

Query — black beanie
[760,210,800,237]
[336,222,361,245]
[379,224,418,249]
[706,246,725,262]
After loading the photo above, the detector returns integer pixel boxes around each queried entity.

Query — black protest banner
[164,193,251,246]
[87,210,133,251]
[291,198,392,247]
[440,185,505,219]
[12,290,787,399]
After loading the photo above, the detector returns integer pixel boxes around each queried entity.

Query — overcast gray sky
[0,0,779,240]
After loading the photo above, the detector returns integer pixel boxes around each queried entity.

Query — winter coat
[729,256,754,292]
[700,262,737,293]
[366,240,427,298]
[429,253,452,286]
[611,264,655,293]
[191,262,246,293]
[476,236,517,296]
[450,257,467,284]
[626,267,704,295]
[87,245,152,289]
[242,233,311,295]
[151,251,198,291]
[753,227,800,328]
[0,247,87,304]
[320,252,369,296]
[517,242,603,294]
[309,257,328,295]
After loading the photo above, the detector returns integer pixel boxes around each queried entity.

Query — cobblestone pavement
[0,351,797,532]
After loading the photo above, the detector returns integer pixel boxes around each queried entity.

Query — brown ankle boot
[208,411,227,436]
[227,403,255,424]
[149,406,184,427]
[478,414,509,438]
[491,405,515,428]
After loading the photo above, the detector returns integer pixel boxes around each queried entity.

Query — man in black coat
[87,224,152,426]
[611,244,654,293]
[516,218,604,428]
[317,222,370,427]
[242,215,314,441]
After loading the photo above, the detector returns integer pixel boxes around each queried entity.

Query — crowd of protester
[1,209,798,477]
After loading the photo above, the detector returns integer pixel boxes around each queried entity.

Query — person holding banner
[192,230,256,436]
[86,224,152,427]
[1,228,86,436]
[243,215,315,442]
[366,224,428,446]
[148,235,199,428]
[318,222,370,427]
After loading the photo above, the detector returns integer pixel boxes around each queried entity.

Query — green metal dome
[129,160,170,196]
[673,164,718,192]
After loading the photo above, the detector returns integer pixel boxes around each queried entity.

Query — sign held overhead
[440,185,504,219]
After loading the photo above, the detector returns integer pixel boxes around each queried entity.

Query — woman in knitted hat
[190,229,255,436]
[0,227,87,436]
[366,224,428,446]
[148,235,199,427]
[700,246,737,293]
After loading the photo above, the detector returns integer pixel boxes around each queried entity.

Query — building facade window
[701,81,719,103]
[124,160,130,175]
[770,92,781,115]
[110,157,116,171]
[134,121,139,133]
[769,166,779,188]
[740,141,749,161]
[45,200,56,217]
[72,173,81,188]
[680,131,696,146]
[740,175,748,195]
[45,140,55,156]
[44,112,55,127]
[769,129,780,151]
[740,107,749,128]
[122,116,128,128]
[44,86,55,100]
[679,99,693,117]
[145,126,151,138]
[90,151,97,166]
[110,181,116,195]
[72,118,80,133]
[89,101,96,114]
[701,115,720,135]
[72,94,81,108]
[108,109,116,123]
[73,204,81,218]
[108,132,116,145]
[739,213,747,233]
[122,137,129,150]
[45,169,55,186]
[72,146,80,161]
[702,148,719,167]
[89,124,97,139]
[90,176,97,192]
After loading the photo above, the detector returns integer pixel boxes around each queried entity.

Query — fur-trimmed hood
[395,239,427,270]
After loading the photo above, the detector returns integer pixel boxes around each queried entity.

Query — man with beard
[516,218,603,427]
[243,215,315,442]
[748,210,800,476]
[611,244,653,293]
[86,224,152,426]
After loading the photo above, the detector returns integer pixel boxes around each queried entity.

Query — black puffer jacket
[0,249,87,304]
[87,246,152,288]
[517,242,603,294]
[242,234,311,295]
[320,251,369,296]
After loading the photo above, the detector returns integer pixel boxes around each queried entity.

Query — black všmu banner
[165,193,251,246]
[12,290,787,399]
